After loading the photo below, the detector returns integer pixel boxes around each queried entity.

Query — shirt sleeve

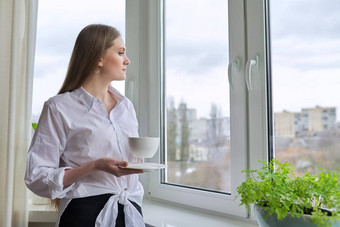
[25,100,75,199]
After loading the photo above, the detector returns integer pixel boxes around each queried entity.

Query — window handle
[245,55,259,91]
[228,58,240,91]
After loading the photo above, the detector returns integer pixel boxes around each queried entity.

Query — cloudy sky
[32,0,126,116]
[165,0,340,120]
[270,0,340,119]
[33,0,340,121]
[165,0,229,118]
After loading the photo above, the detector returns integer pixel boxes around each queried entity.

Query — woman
[25,24,145,227]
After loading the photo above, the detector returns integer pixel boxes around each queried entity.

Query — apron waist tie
[95,190,145,227]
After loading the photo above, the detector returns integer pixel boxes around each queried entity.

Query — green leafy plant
[237,159,340,227]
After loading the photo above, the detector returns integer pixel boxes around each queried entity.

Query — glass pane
[30,0,126,205]
[163,0,230,193]
[271,0,340,175]
[32,0,126,121]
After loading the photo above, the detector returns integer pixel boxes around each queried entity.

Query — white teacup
[128,137,160,158]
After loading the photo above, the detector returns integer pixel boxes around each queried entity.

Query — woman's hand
[63,158,143,188]
[94,157,144,177]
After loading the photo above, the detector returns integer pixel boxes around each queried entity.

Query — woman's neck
[82,76,110,102]
[82,76,117,114]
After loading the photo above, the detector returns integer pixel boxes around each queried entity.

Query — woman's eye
[118,52,124,56]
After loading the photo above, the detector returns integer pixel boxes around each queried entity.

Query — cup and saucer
[120,137,167,172]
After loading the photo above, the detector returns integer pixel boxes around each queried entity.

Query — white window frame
[245,0,270,170]
[125,0,269,218]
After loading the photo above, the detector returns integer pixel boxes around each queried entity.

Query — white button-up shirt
[25,86,145,226]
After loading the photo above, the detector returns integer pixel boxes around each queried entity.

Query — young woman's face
[99,36,130,81]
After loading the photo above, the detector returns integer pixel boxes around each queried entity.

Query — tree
[208,103,224,148]
[167,97,177,162]
[179,102,190,162]
[178,102,190,182]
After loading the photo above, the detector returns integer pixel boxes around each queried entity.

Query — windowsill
[143,198,258,227]
[28,199,258,227]
[28,203,58,223]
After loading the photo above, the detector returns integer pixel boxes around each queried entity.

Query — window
[126,0,249,217]
[126,0,339,219]
[32,0,126,122]
[163,0,231,193]
[270,0,340,175]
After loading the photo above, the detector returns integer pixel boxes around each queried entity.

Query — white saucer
[121,162,167,172]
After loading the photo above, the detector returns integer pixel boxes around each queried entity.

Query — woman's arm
[63,158,143,187]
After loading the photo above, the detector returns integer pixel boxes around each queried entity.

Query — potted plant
[236,159,340,227]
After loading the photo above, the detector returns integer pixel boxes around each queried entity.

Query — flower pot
[253,204,340,227]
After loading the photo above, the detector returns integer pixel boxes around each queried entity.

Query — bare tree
[178,102,190,181]
[167,97,177,162]
[208,103,225,148]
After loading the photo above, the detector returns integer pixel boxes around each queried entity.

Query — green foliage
[237,159,340,227]
[32,123,38,131]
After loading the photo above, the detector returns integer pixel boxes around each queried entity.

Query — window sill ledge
[143,198,258,227]
[28,199,258,227]
[28,203,58,223]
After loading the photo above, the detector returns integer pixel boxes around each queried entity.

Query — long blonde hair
[58,24,121,94]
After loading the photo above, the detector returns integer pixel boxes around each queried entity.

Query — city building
[274,110,297,138]
[302,106,336,134]
[275,106,336,137]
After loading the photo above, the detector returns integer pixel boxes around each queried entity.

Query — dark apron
[59,193,143,227]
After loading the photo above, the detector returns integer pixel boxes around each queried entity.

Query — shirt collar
[108,85,124,104]
[72,85,125,112]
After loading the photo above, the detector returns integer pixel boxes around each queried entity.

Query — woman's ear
[98,58,104,67]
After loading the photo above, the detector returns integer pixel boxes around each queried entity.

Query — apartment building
[275,106,336,137]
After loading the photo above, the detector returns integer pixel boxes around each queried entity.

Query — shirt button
[124,188,128,190]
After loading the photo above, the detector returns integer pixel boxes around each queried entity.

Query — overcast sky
[33,0,340,121]
[165,0,229,118]
[32,0,126,116]
[270,0,340,120]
